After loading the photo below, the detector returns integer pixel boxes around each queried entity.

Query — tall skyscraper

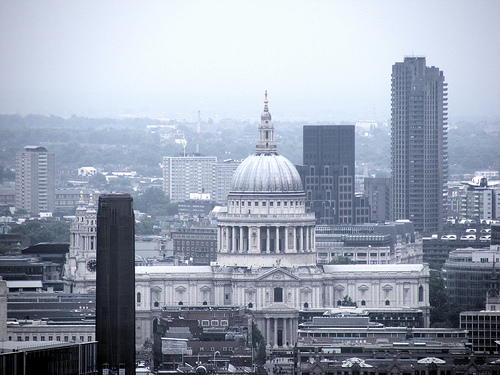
[96,194,135,374]
[302,125,356,224]
[391,57,448,233]
[15,146,55,215]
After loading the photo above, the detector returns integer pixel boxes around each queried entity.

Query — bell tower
[63,192,98,293]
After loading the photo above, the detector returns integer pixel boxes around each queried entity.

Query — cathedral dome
[229,91,303,194]
[230,153,303,193]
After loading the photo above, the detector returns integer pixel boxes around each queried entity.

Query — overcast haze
[1,1,499,121]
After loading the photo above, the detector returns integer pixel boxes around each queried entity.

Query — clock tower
[63,192,98,293]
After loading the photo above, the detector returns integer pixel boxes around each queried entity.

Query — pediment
[256,267,300,281]
[382,284,393,291]
[334,285,345,292]
[151,286,162,293]
[245,287,257,294]
[358,284,369,291]
[175,285,186,293]
[263,302,296,311]
[200,285,211,292]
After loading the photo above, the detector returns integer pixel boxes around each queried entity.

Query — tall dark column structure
[302,125,355,224]
[96,194,135,374]
[391,56,447,233]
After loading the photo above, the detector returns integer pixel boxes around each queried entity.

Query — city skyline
[1,1,499,122]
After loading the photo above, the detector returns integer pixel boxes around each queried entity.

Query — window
[88,336,92,342]
[49,336,53,341]
[418,286,424,302]
[41,336,45,341]
[72,336,77,342]
[64,336,69,342]
[221,320,229,326]
[202,320,209,326]
[274,287,283,302]
[211,320,219,326]
[361,300,366,306]
[385,300,390,306]
[137,292,141,303]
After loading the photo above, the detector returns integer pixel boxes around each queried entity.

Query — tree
[251,321,266,365]
[134,187,178,216]
[88,172,108,188]
[340,295,357,307]
[135,217,157,235]
[429,269,462,327]
[9,220,70,244]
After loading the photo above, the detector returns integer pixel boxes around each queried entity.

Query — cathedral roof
[229,92,303,194]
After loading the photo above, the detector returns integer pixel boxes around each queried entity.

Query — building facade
[443,247,500,310]
[162,155,218,203]
[15,146,55,215]
[391,57,448,233]
[66,95,431,354]
[302,125,356,225]
[172,227,217,265]
[364,177,391,222]
[163,156,240,204]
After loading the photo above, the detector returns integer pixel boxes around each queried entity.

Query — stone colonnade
[258,316,298,349]
[218,224,315,253]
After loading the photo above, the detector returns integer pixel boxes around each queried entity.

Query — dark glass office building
[302,125,355,224]
[96,194,135,374]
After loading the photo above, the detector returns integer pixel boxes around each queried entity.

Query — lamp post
[213,350,220,370]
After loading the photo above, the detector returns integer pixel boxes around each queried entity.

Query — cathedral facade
[64,94,430,351]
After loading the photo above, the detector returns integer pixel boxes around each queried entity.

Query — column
[266,318,271,347]
[293,227,297,252]
[305,227,310,253]
[283,318,287,347]
[276,227,280,253]
[231,226,236,253]
[239,226,243,253]
[299,227,304,252]
[273,318,278,348]
[266,227,270,253]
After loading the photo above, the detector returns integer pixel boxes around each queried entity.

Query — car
[480,235,491,242]
[460,234,476,241]
[441,235,457,240]
[465,228,476,233]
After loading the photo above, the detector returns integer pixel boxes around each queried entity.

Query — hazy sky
[1,1,499,121]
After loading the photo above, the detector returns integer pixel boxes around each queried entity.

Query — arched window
[418,285,424,302]
[203,301,208,305]
[154,301,159,308]
[303,302,309,309]
[361,300,366,306]
[385,300,390,306]
[248,302,253,309]
[136,293,141,303]
[337,300,342,306]
[274,287,283,303]
[178,301,183,306]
